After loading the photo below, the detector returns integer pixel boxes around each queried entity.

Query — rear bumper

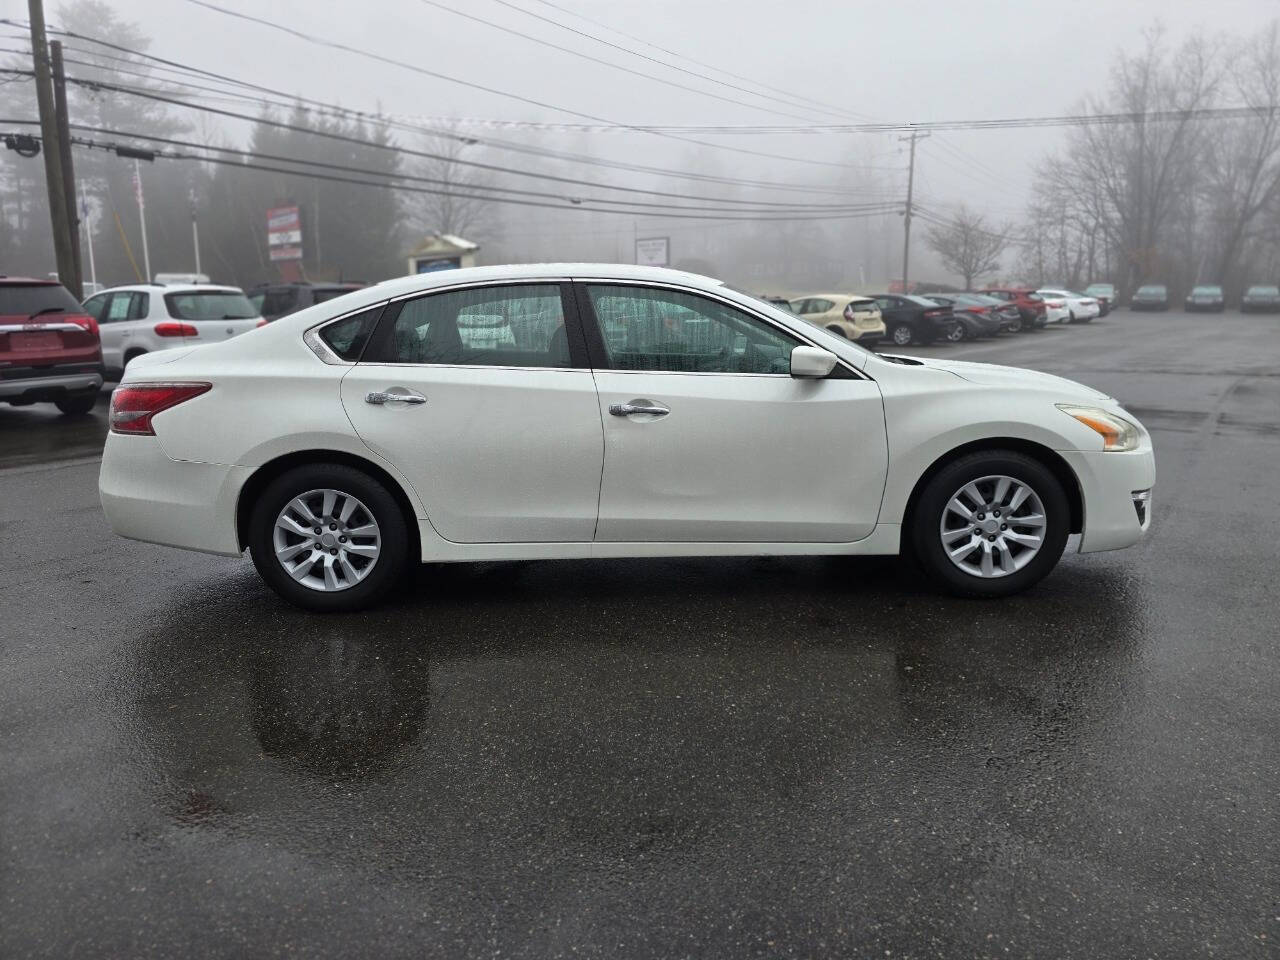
[99,433,247,556]
[1060,446,1156,553]
[0,365,104,402]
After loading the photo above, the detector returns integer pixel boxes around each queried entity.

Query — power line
[477,0,846,121]
[413,0,827,124]
[0,21,904,193]
[3,69,897,210]
[3,122,905,223]
[177,0,867,171]
[520,0,866,121]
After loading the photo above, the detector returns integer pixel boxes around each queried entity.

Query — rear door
[580,282,887,543]
[340,282,605,544]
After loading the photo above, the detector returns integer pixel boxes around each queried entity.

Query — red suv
[977,287,1048,331]
[0,277,105,415]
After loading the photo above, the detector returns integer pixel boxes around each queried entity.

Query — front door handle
[609,399,669,417]
[366,389,427,405]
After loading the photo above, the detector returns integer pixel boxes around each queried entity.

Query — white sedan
[1037,288,1101,324]
[100,264,1155,612]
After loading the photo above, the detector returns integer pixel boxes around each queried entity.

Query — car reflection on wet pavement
[2,311,1277,958]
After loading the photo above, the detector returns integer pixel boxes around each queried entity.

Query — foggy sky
[13,0,1276,282]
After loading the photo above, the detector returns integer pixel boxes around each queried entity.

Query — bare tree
[408,121,495,240]
[925,205,1012,289]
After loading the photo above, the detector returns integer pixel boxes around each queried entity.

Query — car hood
[895,356,1112,400]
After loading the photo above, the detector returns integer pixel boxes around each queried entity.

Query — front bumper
[99,432,248,556]
[0,365,104,402]
[1059,446,1156,553]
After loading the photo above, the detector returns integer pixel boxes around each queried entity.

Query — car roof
[792,293,875,302]
[90,283,245,295]
[0,276,59,285]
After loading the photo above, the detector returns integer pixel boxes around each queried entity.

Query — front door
[340,282,604,544]
[579,282,888,543]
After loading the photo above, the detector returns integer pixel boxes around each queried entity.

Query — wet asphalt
[1,310,1277,959]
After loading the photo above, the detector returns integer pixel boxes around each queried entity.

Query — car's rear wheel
[248,464,410,612]
[123,349,147,369]
[947,323,966,342]
[909,450,1070,598]
[55,390,98,416]
[889,322,914,346]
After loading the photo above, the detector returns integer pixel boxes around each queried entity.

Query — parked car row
[777,285,1108,347]
[1124,282,1280,312]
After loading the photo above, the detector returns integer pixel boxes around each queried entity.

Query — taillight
[843,304,856,320]
[68,312,98,337]
[256,317,269,328]
[110,382,211,435]
[969,305,989,314]
[923,308,944,318]
[154,321,198,337]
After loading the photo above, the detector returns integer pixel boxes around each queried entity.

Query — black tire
[55,391,98,416]
[123,349,147,369]
[909,450,1070,598]
[825,325,850,339]
[888,322,915,347]
[248,463,411,612]
[946,322,966,342]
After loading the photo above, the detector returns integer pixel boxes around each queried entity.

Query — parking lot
[1,309,1277,958]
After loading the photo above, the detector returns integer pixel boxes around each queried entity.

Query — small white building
[406,234,479,275]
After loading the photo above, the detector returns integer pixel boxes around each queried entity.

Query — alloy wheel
[892,324,913,346]
[272,488,382,592]
[938,474,1047,579]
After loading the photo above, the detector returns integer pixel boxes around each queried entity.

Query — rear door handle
[609,399,669,417]
[366,389,427,405]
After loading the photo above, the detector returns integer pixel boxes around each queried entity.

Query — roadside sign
[635,236,669,267]
[267,205,302,261]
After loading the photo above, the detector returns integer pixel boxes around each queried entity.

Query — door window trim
[572,279,864,379]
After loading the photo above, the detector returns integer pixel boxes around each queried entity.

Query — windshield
[905,294,942,306]
[1192,286,1222,295]
[0,283,82,316]
[1086,284,1115,294]
[163,290,258,320]
[1137,285,1166,295]
[1247,285,1279,295]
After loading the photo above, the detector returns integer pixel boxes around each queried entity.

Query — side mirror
[790,345,838,379]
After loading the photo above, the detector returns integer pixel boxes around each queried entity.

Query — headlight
[1056,404,1141,451]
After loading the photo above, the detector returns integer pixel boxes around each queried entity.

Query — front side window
[586,284,798,375]
[375,284,570,367]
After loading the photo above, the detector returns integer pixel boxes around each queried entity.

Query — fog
[2,0,1276,292]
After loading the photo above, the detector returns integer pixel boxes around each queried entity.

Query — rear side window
[374,285,570,368]
[0,283,82,316]
[319,307,381,361]
[165,290,257,320]
[312,287,358,305]
[129,292,149,319]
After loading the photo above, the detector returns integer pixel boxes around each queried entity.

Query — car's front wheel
[910,450,1070,597]
[248,464,410,612]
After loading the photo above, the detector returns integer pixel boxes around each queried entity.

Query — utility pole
[49,40,82,298]
[27,0,77,294]
[132,158,152,282]
[80,180,97,290]
[189,190,202,276]
[899,128,929,293]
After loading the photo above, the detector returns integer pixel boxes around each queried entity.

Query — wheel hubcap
[272,488,381,592]
[939,475,1047,579]
[893,326,912,345]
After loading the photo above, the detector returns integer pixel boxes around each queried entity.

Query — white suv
[83,284,263,378]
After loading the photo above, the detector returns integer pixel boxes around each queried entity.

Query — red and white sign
[266,205,302,260]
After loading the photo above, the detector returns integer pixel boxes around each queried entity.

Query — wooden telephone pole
[27,0,80,297]
[899,128,929,293]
